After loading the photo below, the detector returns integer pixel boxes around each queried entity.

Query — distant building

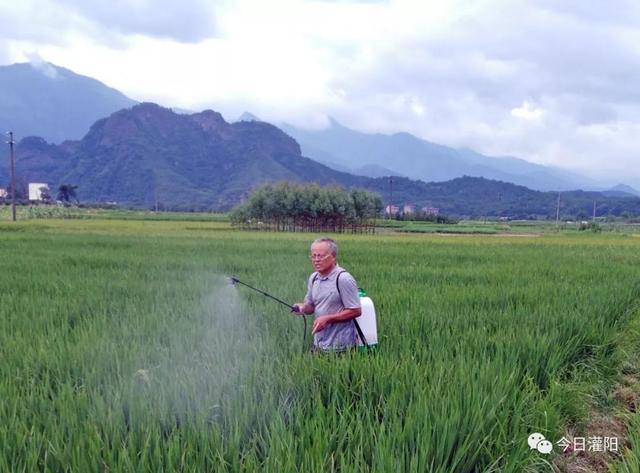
[385,205,400,216]
[28,183,49,201]
[0,188,6,199]
[403,204,415,214]
[421,206,439,216]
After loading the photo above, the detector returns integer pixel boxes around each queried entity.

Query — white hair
[311,237,338,256]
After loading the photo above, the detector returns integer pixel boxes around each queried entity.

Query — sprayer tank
[356,290,378,347]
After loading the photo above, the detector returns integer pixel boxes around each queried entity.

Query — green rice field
[1,216,640,472]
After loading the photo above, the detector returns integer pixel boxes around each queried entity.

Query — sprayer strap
[336,271,368,347]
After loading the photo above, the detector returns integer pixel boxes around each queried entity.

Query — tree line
[230,182,384,233]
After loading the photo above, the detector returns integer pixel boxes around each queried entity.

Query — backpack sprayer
[228,275,378,351]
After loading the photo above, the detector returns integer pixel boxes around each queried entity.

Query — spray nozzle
[228,276,239,286]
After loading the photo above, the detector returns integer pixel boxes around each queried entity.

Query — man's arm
[312,307,361,334]
[292,273,317,315]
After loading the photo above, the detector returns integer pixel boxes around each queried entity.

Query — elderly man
[292,237,362,352]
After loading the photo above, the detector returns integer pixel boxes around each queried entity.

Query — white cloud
[0,0,639,183]
[511,101,543,121]
[25,51,59,78]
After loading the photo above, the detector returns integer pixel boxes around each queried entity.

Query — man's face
[310,242,336,274]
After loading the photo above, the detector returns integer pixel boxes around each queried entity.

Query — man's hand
[292,302,313,315]
[312,315,333,334]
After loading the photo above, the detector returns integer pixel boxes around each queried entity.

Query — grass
[0,204,229,222]
[0,216,639,471]
[378,218,640,236]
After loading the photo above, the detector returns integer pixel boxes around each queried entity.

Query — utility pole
[6,131,16,221]
[592,199,596,221]
[555,192,561,230]
[388,176,393,218]
[154,182,159,212]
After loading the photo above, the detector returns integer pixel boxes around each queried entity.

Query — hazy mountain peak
[237,111,261,122]
[283,119,603,192]
[607,184,640,197]
[0,61,137,143]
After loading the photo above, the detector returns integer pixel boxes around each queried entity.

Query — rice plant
[0,219,638,471]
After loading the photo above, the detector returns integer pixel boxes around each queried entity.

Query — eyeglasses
[309,253,332,261]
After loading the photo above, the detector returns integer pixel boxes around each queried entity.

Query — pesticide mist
[123,273,271,432]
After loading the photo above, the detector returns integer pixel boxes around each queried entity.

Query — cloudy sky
[1,0,639,183]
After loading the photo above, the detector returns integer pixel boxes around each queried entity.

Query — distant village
[384,204,439,217]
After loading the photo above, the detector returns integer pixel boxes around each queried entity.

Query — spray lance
[227,276,309,345]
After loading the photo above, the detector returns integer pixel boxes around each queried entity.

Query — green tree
[230,182,382,233]
[57,184,78,203]
[39,186,52,203]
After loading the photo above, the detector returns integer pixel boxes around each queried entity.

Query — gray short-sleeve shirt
[304,265,361,351]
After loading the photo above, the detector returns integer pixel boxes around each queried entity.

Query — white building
[403,204,415,214]
[28,183,49,201]
[421,206,439,216]
[0,188,7,199]
[385,205,400,216]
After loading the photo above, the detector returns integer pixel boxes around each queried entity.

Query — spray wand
[228,276,308,346]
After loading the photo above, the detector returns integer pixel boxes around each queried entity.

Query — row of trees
[230,183,384,233]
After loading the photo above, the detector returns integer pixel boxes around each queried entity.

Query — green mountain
[3,103,370,210]
[2,103,639,218]
[373,176,640,219]
[0,62,137,143]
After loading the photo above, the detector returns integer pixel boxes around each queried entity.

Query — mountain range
[4,61,635,194]
[279,119,605,192]
[0,61,638,216]
[1,102,639,217]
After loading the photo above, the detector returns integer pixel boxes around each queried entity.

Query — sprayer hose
[302,315,307,346]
